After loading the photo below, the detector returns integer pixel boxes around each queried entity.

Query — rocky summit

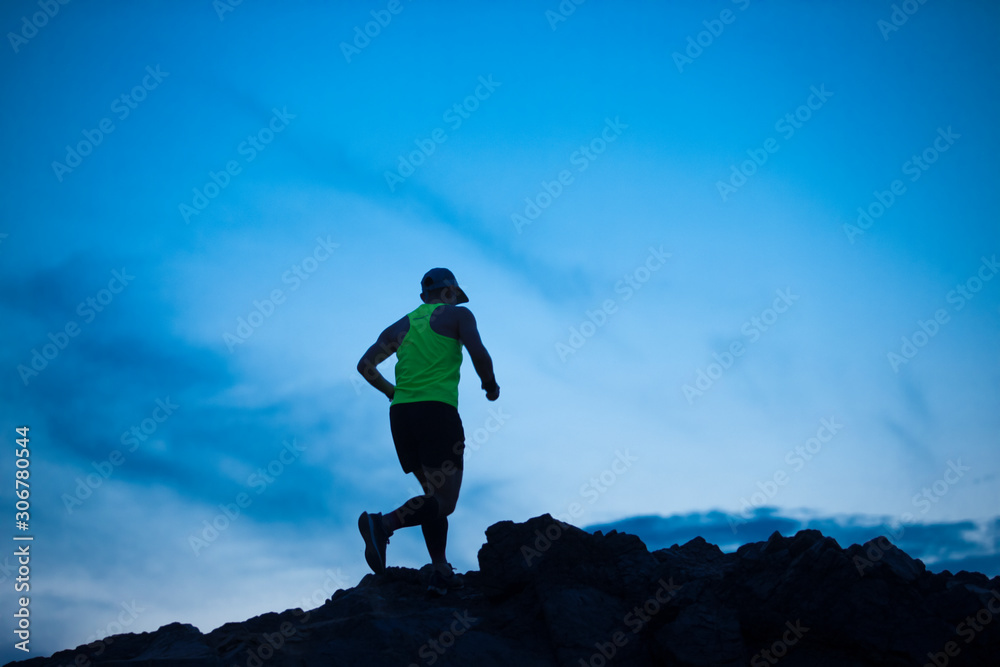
[10,514,1000,666]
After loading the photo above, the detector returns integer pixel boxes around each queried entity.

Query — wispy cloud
[3,1,999,664]
[589,508,1000,577]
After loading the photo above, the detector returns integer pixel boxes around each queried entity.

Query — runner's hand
[485,385,499,401]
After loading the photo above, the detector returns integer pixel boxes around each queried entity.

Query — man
[356,268,499,595]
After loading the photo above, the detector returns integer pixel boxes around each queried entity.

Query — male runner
[356,268,499,594]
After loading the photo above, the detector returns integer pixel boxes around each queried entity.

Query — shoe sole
[358,512,386,575]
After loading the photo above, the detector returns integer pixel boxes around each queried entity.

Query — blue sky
[1,0,999,660]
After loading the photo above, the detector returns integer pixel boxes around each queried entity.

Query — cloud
[3,2,999,663]
[588,508,1000,577]
[0,251,389,529]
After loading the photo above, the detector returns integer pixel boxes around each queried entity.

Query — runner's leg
[383,467,439,533]
[420,464,462,567]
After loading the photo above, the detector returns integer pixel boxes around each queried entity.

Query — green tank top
[391,303,463,407]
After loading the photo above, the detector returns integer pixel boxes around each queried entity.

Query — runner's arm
[456,307,499,401]
[357,317,408,400]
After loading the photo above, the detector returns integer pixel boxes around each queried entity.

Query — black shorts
[389,401,465,474]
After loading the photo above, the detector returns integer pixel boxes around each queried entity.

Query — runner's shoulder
[380,315,409,344]
[446,305,476,325]
[430,302,470,315]
[429,304,471,338]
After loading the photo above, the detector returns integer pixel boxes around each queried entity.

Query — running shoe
[358,511,390,575]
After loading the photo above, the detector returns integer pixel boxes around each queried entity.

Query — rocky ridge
[10,514,1000,666]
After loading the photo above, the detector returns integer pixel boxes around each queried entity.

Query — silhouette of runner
[357,268,499,594]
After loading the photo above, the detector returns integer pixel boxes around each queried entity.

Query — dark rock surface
[10,515,1000,666]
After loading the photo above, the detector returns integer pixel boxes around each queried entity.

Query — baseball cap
[420,268,469,304]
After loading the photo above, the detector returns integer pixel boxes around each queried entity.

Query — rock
[6,516,999,667]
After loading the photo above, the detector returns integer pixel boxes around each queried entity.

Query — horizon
[1,0,998,661]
